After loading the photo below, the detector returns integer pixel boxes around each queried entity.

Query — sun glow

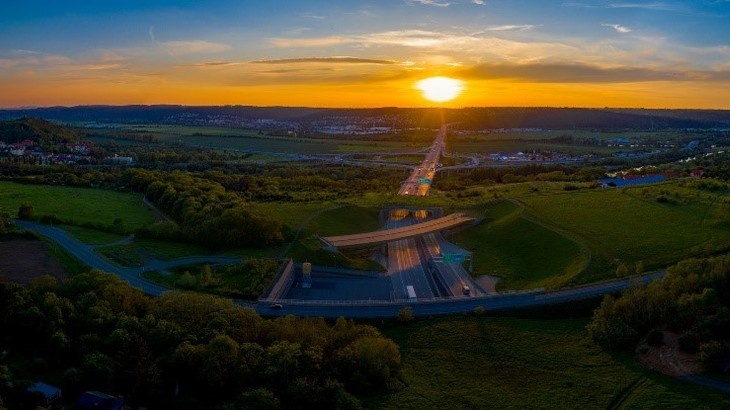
[416,76,464,103]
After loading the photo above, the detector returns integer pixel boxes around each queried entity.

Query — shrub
[395,307,414,323]
[647,329,664,346]
[678,332,699,353]
[698,341,726,371]
[17,202,34,220]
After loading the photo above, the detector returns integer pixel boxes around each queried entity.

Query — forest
[588,255,730,369]
[0,271,401,409]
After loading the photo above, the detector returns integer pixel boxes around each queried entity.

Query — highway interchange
[15,123,668,319]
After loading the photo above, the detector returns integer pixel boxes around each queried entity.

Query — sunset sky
[1,1,729,108]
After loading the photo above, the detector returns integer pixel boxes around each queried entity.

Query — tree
[200,265,213,287]
[587,296,638,349]
[615,263,629,278]
[0,208,11,234]
[395,307,413,323]
[178,272,197,288]
[698,341,726,371]
[17,202,34,220]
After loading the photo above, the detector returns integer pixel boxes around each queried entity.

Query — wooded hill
[0,118,78,145]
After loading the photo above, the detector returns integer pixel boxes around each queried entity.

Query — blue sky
[1,1,729,107]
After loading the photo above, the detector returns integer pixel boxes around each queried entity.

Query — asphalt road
[14,220,239,296]
[255,271,665,318]
[15,205,666,320]
[398,124,446,196]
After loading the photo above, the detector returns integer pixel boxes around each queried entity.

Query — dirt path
[638,332,703,377]
[141,195,173,222]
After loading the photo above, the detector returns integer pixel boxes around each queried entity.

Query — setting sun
[416,77,464,103]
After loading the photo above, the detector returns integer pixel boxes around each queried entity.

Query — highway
[13,219,667,319]
[398,124,447,196]
[422,232,484,297]
[256,271,665,318]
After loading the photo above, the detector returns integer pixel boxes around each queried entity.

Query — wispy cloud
[602,23,632,33]
[606,2,675,11]
[472,0,486,5]
[563,2,677,11]
[408,0,451,7]
[459,62,730,83]
[300,12,325,19]
[250,57,398,65]
[158,40,230,56]
[269,29,579,63]
[484,25,537,32]
[191,61,243,68]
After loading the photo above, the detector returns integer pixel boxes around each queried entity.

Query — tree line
[587,254,730,371]
[0,271,402,409]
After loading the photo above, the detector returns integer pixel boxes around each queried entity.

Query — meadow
[121,124,415,154]
[512,181,730,282]
[0,181,155,232]
[374,316,730,409]
[447,129,682,155]
[450,200,589,290]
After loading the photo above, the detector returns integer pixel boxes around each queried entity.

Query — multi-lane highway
[398,124,447,196]
[13,120,670,320]
[257,271,665,318]
[15,218,667,320]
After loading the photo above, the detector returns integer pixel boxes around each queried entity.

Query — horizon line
[1,104,729,111]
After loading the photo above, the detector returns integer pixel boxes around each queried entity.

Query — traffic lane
[256,272,666,319]
[402,237,434,299]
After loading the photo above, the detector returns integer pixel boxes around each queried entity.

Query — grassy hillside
[0,181,155,232]
[451,200,589,290]
[515,181,730,282]
[374,316,730,409]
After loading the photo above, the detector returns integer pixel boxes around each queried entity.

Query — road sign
[418,178,431,184]
[443,253,465,264]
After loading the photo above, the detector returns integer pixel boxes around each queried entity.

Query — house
[597,174,667,188]
[690,168,706,178]
[26,381,61,405]
[77,391,124,410]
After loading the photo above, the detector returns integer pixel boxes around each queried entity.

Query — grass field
[120,124,415,154]
[374,316,730,409]
[450,138,622,155]
[0,181,155,232]
[450,200,589,290]
[303,205,382,237]
[283,205,385,271]
[513,181,730,282]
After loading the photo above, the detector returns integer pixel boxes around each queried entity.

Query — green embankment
[0,181,155,232]
[374,316,730,409]
[451,200,589,290]
[516,182,730,282]
[285,205,385,271]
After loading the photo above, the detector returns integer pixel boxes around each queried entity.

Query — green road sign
[443,253,465,263]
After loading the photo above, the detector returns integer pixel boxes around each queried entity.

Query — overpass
[320,213,475,249]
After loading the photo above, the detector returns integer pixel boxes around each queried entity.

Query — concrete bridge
[320,213,476,249]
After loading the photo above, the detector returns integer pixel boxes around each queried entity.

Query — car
[269,303,284,310]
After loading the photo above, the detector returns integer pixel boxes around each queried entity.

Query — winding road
[14,220,240,296]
